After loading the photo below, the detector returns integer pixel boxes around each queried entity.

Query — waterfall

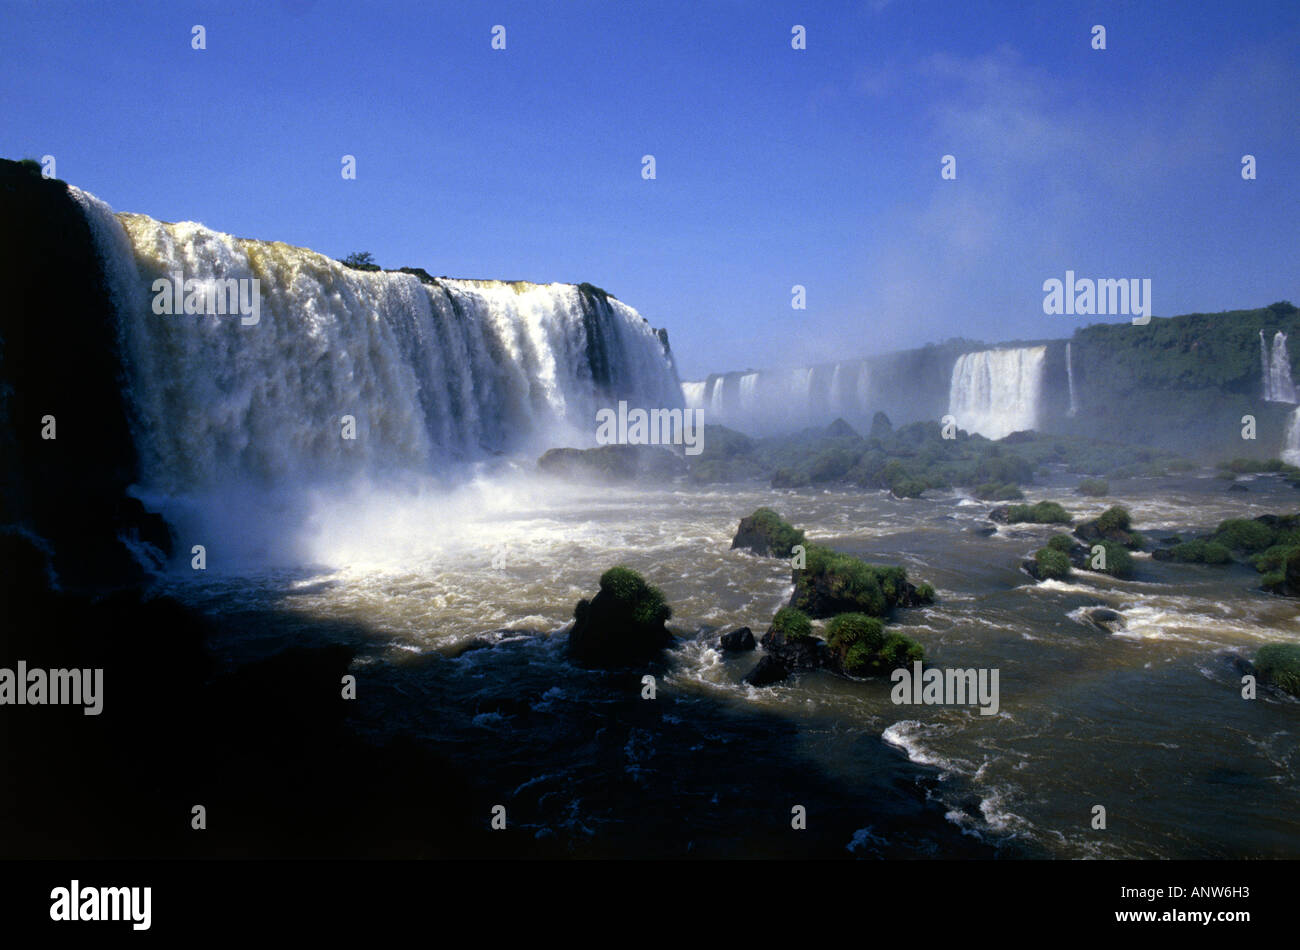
[69,187,683,498]
[681,380,707,410]
[856,362,870,411]
[947,346,1047,440]
[1283,408,1300,466]
[709,376,726,414]
[739,372,759,405]
[1263,331,1297,403]
[794,367,813,402]
[828,363,846,414]
[1260,331,1271,400]
[1065,342,1078,417]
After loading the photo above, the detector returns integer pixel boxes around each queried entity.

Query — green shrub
[1095,506,1132,533]
[841,630,924,676]
[880,632,924,668]
[741,508,805,558]
[1034,547,1071,580]
[1255,643,1300,696]
[1221,457,1287,474]
[792,544,917,617]
[826,613,885,654]
[597,566,671,625]
[1167,540,1232,564]
[1047,533,1075,553]
[771,468,808,488]
[1253,544,1300,574]
[975,482,1024,501]
[1077,478,1109,496]
[914,582,936,603]
[1261,571,1286,593]
[889,476,927,499]
[809,447,860,483]
[1004,501,1072,524]
[1088,540,1134,578]
[341,251,380,271]
[770,606,814,642]
[1210,518,1275,553]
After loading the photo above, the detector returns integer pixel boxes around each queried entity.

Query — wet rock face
[743,654,789,687]
[0,158,166,591]
[719,627,755,652]
[1083,607,1126,633]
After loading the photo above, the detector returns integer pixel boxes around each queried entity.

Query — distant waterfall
[1260,331,1270,398]
[947,346,1047,439]
[1283,408,1300,466]
[1262,330,1297,403]
[681,381,707,410]
[709,376,726,414]
[1065,342,1078,417]
[70,187,683,497]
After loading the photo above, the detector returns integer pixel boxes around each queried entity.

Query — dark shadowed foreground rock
[568,566,674,667]
[743,655,789,687]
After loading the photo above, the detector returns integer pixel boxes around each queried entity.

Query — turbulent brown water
[157,466,1300,858]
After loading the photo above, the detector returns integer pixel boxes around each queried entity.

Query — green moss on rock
[731,507,806,558]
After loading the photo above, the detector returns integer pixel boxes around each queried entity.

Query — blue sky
[3,0,1298,379]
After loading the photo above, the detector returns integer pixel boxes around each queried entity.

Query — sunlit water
[158,468,1300,858]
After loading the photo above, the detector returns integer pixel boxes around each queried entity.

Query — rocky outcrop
[538,444,687,483]
[568,567,675,667]
[1074,506,1143,549]
[730,508,805,559]
[719,626,756,652]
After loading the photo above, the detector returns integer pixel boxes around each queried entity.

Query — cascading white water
[1260,331,1271,400]
[709,376,726,414]
[683,360,879,434]
[1065,342,1078,417]
[1282,408,1300,466]
[828,363,845,414]
[856,362,870,410]
[793,367,813,402]
[947,346,1047,440]
[1262,330,1297,403]
[739,372,758,405]
[69,187,683,559]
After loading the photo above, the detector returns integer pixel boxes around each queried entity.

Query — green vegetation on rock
[1077,478,1109,496]
[769,606,814,642]
[1090,540,1134,578]
[1255,643,1300,696]
[1167,540,1232,564]
[595,566,671,626]
[975,482,1024,501]
[731,507,806,558]
[1003,501,1072,524]
[1047,534,1075,553]
[1034,547,1071,580]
